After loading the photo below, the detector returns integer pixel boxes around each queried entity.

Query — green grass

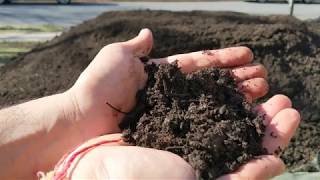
[0,24,62,66]
[0,24,64,33]
[0,41,38,65]
[0,41,36,49]
[0,47,30,54]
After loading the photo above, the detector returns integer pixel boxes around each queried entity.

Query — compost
[120,63,266,179]
[0,11,319,171]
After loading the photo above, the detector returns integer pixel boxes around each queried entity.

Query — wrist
[2,93,87,177]
[64,87,123,141]
[58,91,86,142]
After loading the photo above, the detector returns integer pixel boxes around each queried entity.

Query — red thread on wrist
[53,139,121,180]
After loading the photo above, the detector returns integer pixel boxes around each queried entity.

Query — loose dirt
[0,11,319,171]
[120,63,266,179]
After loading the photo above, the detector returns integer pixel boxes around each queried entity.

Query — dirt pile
[121,63,266,179]
[0,11,319,170]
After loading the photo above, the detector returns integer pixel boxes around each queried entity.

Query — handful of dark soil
[121,63,266,179]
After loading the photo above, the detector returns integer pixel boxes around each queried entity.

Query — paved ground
[0,1,320,28]
[0,32,61,41]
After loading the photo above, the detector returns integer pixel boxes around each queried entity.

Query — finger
[263,108,300,154]
[217,155,285,180]
[149,46,253,73]
[230,64,267,82]
[238,78,269,102]
[255,95,292,125]
[124,28,154,57]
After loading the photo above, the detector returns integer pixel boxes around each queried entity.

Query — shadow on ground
[0,2,117,6]
[245,0,320,4]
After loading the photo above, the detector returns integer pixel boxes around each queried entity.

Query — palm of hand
[63,29,300,180]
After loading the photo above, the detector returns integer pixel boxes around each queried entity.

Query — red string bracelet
[52,139,122,180]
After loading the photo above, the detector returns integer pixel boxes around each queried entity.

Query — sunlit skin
[0,29,299,180]
[60,29,300,180]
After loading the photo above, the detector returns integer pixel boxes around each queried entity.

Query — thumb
[124,28,154,57]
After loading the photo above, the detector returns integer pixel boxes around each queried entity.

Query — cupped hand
[67,29,152,139]
[59,29,300,180]
[59,99,299,180]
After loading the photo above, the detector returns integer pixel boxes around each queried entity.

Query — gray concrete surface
[0,1,319,28]
[0,32,61,41]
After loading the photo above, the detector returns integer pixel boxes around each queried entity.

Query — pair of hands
[62,29,300,179]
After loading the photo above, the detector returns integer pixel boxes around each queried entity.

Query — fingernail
[139,28,148,35]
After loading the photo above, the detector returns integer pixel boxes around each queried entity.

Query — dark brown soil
[0,11,319,171]
[120,63,266,179]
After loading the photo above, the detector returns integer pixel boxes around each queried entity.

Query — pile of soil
[0,11,319,170]
[120,63,266,179]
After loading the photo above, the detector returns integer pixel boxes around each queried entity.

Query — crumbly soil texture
[0,11,319,171]
[120,63,266,179]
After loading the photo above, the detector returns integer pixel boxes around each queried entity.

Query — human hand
[53,99,300,180]
[66,29,152,139]
[50,31,294,179]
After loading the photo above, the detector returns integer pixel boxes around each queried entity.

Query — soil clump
[120,63,266,179]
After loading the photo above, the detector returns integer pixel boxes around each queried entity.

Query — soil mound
[121,63,266,179]
[0,11,319,170]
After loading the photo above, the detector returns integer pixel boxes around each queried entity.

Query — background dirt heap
[0,11,319,170]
